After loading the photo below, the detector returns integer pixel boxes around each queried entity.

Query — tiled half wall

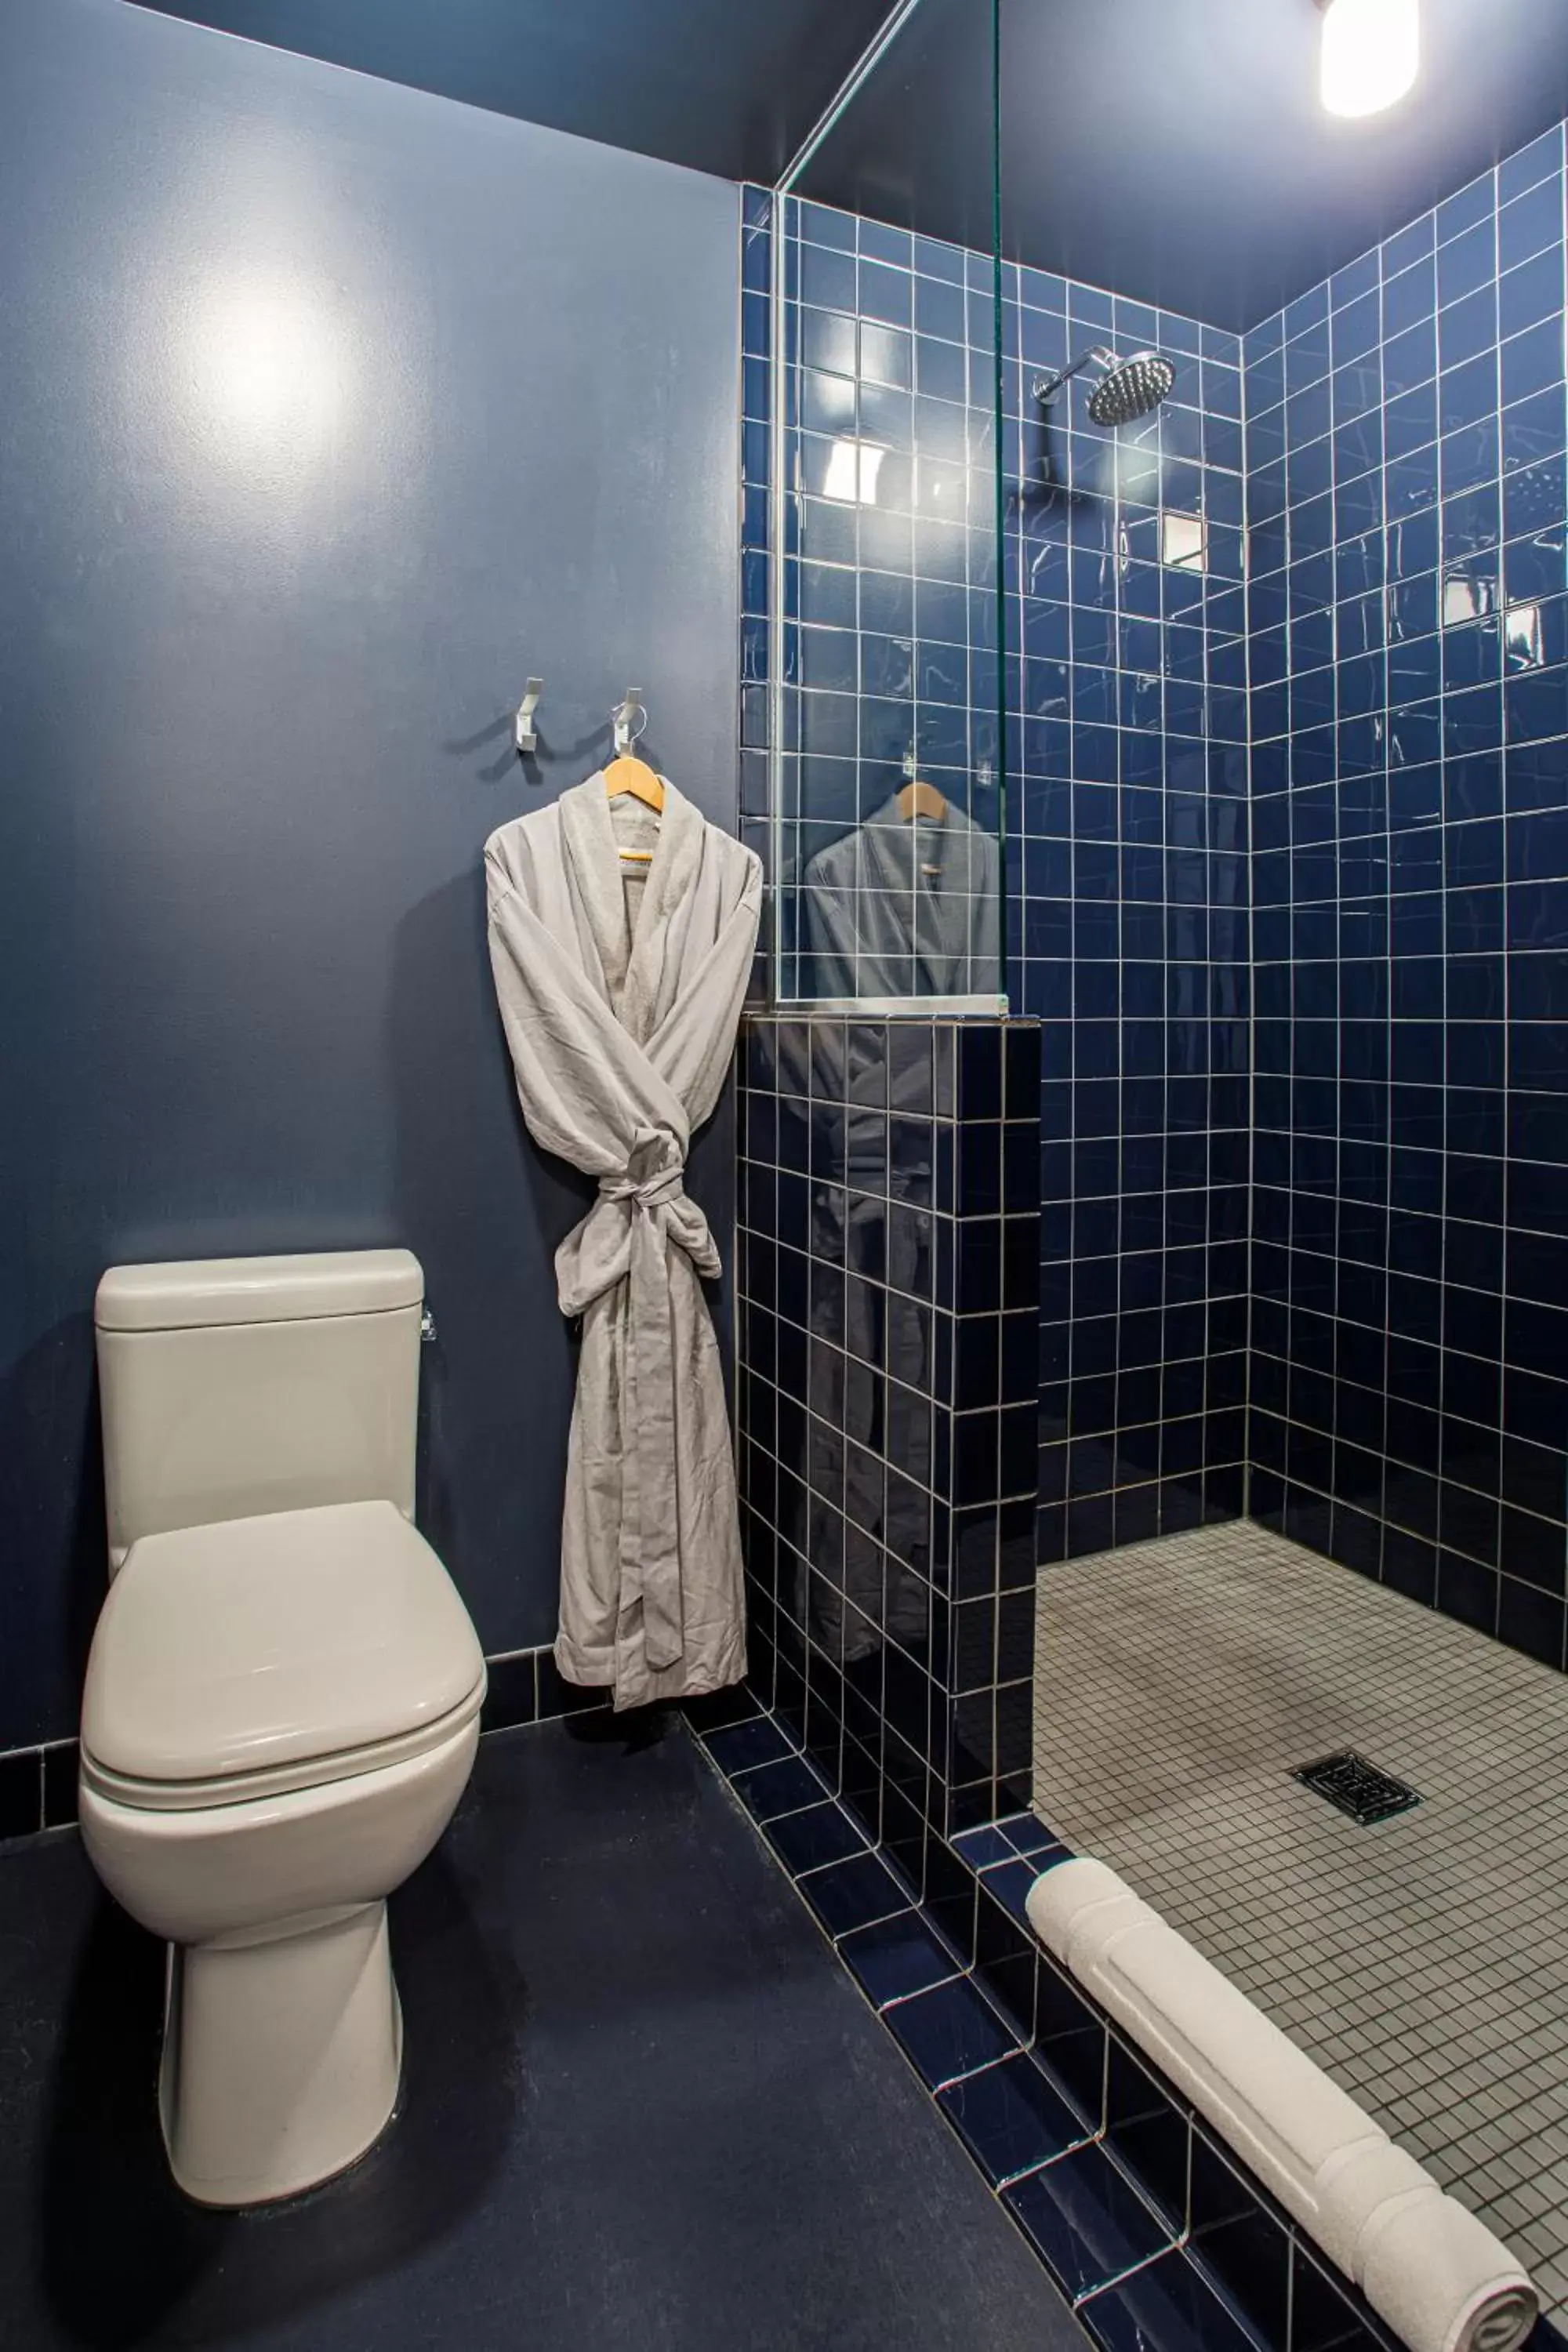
[736,1014,1041,1837]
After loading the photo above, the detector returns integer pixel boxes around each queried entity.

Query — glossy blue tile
[840,1911,962,2007]
[1500,246,1566,339]
[763,1800,869,1875]
[996,1810,1071,1858]
[795,1850,914,1937]
[41,1741,77,1828]
[731,1754,829,1821]
[1083,2249,1262,2352]
[1499,129,1563,203]
[938,2051,1088,2187]
[704,1715,798,1775]
[884,1975,1020,2088]
[799,242,855,314]
[1004,2143,1174,2300]
[1187,2134,1292,2347]
[953,1823,1016,1867]
[1500,175,1565,269]
[0,1749,40,1841]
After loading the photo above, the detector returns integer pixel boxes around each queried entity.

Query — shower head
[1086,349,1177,426]
[1033,346,1176,426]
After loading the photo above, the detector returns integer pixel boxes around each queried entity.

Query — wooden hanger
[896,776,947,821]
[604,688,663,860]
[604,757,663,813]
[897,761,946,876]
[604,688,663,811]
[605,761,661,863]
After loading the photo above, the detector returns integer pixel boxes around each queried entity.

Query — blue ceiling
[1002,0,1568,327]
[810,0,1568,329]
[132,0,1568,329]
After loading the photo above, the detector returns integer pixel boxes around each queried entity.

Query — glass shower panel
[767,0,1005,1009]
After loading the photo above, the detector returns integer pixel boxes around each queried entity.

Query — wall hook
[514,676,544,757]
[612,688,647,756]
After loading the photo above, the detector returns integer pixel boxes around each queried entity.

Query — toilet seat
[80,1678,486,1813]
[82,1498,487,1813]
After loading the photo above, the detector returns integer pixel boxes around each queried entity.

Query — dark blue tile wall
[1245,123,1568,1672]
[999,257,1251,1556]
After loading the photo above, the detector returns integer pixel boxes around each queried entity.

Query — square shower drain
[1292,1751,1421,1825]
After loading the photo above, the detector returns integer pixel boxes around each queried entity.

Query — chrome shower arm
[1031,347,1114,406]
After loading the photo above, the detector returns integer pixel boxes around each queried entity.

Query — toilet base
[159,1900,404,2207]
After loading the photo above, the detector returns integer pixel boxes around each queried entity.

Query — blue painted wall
[1247,125,1568,1668]
[0,0,740,1748]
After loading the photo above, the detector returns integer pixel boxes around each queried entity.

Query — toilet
[78,1248,487,2209]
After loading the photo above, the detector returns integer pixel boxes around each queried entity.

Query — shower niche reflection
[773,1021,943,1665]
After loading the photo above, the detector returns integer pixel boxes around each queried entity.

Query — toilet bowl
[81,1251,486,2206]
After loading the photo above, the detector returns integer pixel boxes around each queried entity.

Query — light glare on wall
[182,271,350,474]
[822,437,886,504]
[1319,0,1420,119]
[1505,601,1544,670]
[1161,510,1207,572]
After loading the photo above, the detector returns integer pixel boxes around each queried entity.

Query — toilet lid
[82,1500,487,1789]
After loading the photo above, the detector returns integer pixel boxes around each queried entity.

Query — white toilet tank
[96,1250,426,1574]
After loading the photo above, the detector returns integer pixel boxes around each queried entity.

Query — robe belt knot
[598,1161,690,1214]
[581,1149,720,1287]
[553,1136,722,1675]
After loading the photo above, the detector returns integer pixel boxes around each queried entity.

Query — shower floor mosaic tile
[1033,1521,1568,2318]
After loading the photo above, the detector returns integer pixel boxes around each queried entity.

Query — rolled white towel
[1026,1858,1536,2352]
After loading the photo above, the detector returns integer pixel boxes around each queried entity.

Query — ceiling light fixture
[1318,0,1420,119]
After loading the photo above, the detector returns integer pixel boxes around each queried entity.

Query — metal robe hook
[612,688,647,756]
[514,677,543,757]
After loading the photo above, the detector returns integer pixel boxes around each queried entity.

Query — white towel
[1026,1858,1537,2352]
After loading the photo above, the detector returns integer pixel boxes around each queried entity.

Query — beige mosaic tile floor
[1033,1520,1568,2318]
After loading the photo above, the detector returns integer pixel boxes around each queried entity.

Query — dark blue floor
[0,1712,1087,2351]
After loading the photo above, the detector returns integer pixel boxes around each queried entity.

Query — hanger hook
[613,689,647,757]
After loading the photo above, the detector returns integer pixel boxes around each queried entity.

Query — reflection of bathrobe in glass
[777,1028,937,1664]
[486,776,761,1710]
[801,793,1001,1000]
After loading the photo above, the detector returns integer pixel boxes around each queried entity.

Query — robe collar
[858,790,989,993]
[557,771,704,1042]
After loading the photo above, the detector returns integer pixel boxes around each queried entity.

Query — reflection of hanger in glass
[897,746,946,874]
[604,688,662,862]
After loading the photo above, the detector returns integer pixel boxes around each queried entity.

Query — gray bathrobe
[801,792,1001,998]
[485,775,762,1710]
